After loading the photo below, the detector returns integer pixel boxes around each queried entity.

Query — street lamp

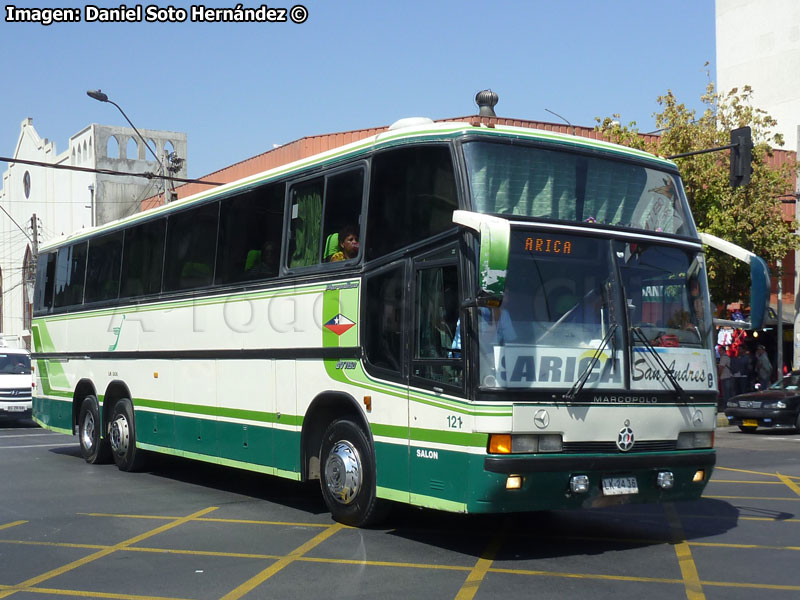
[86,89,168,183]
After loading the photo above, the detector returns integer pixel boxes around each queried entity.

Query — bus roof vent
[475,89,498,117]
[388,117,434,131]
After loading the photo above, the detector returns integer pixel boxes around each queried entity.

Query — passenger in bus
[246,241,278,278]
[329,225,359,262]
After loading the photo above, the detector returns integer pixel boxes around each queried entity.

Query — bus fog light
[693,469,706,483]
[506,475,523,490]
[570,475,590,493]
[656,471,674,489]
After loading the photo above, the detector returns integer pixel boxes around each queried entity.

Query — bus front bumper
[467,450,715,513]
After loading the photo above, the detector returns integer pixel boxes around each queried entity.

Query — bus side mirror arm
[698,232,770,330]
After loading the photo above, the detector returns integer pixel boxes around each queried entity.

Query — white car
[0,347,32,419]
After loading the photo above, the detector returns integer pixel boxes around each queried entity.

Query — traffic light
[729,126,753,187]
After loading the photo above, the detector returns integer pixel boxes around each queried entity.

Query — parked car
[0,346,32,419]
[724,371,800,433]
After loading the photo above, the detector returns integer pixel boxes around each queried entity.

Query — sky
[1,0,717,179]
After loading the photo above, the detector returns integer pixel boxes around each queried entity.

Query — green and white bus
[32,118,769,526]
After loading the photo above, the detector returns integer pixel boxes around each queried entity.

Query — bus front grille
[562,440,678,453]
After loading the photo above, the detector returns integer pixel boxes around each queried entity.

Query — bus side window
[120,218,166,298]
[413,264,463,387]
[321,169,364,263]
[366,146,458,261]
[84,231,123,303]
[216,182,285,284]
[163,202,219,292]
[53,242,88,309]
[33,252,56,313]
[363,265,404,374]
[288,178,323,268]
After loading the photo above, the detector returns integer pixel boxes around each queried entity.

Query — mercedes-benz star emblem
[533,409,550,429]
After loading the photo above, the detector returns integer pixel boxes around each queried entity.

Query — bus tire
[319,419,384,527]
[78,395,111,464]
[109,398,146,472]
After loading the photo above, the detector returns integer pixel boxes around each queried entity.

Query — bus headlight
[677,431,713,449]
[488,434,563,454]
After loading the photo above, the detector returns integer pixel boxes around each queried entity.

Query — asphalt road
[1,417,799,600]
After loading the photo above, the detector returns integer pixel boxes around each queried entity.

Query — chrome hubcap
[324,440,361,505]
[81,412,96,450]
[110,414,130,455]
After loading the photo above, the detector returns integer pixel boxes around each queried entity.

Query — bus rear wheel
[109,398,146,472]
[78,395,111,464]
[319,419,384,527]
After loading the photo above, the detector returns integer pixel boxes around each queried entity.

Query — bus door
[363,260,411,501]
[409,246,467,510]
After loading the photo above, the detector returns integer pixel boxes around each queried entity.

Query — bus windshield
[463,141,696,237]
[478,231,714,392]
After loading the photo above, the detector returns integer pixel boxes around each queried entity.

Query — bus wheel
[78,396,111,464]
[109,398,146,472]
[320,419,383,527]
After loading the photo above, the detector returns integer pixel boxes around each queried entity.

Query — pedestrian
[731,347,749,395]
[718,346,735,407]
[755,344,772,389]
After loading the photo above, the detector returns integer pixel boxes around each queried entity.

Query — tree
[596,81,798,314]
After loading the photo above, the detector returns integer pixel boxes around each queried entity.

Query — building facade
[716,0,800,368]
[0,118,187,347]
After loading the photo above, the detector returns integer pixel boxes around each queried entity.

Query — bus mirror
[461,296,502,309]
[698,232,770,330]
[453,210,510,304]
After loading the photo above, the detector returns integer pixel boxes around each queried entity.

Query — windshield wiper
[563,324,618,402]
[631,327,688,403]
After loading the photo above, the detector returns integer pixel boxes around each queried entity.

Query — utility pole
[777,259,783,380]
[30,213,38,258]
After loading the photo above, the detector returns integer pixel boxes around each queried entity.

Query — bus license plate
[743,419,758,427]
[5,405,25,412]
[602,476,638,496]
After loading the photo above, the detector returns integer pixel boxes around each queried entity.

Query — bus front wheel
[109,398,146,472]
[78,395,111,464]
[319,419,383,527]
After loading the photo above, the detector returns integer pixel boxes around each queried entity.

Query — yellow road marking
[665,503,705,600]
[777,473,800,497]
[454,532,503,600]
[704,495,799,501]
[690,541,800,551]
[489,567,679,584]
[82,512,330,528]
[487,568,800,591]
[0,584,193,600]
[711,480,784,485]
[716,467,800,480]
[0,506,218,599]
[0,521,25,531]
[219,522,345,600]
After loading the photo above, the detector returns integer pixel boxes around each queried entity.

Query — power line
[0,155,223,186]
